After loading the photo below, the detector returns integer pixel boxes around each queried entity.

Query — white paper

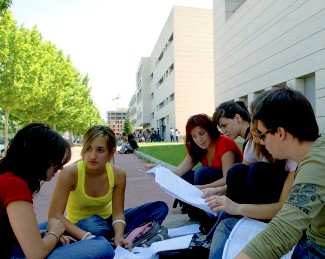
[168,224,200,237]
[222,217,295,259]
[145,165,217,215]
[113,234,194,259]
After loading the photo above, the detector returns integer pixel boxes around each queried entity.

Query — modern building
[213,0,325,135]
[107,108,128,137]
[129,6,214,140]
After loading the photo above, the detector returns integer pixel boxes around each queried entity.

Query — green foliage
[0,10,104,141]
[123,117,132,136]
[137,142,187,167]
[0,0,12,15]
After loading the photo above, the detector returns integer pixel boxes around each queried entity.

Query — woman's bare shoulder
[60,161,79,180]
[112,164,126,177]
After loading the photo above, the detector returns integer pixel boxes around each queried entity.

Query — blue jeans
[12,236,114,259]
[292,235,325,258]
[76,201,168,238]
[209,217,240,259]
[182,166,223,185]
[119,143,132,154]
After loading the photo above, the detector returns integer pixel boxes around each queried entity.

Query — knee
[156,201,169,216]
[93,236,115,256]
[76,215,109,236]
[226,163,248,184]
[194,166,209,174]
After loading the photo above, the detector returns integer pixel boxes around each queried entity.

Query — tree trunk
[4,109,9,151]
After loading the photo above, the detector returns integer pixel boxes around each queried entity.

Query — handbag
[124,221,169,247]
[156,234,210,258]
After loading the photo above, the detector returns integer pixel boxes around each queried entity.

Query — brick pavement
[34,146,195,228]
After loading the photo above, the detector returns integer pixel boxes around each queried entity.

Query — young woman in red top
[173,113,242,189]
[170,114,242,227]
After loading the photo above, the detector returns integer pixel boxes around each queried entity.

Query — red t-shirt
[0,172,33,258]
[201,135,243,171]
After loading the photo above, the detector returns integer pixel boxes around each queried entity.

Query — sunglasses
[257,128,275,141]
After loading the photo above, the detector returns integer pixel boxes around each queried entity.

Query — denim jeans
[119,144,132,154]
[292,236,325,259]
[76,201,168,238]
[209,217,240,259]
[182,166,223,186]
[30,201,167,258]
[12,236,114,259]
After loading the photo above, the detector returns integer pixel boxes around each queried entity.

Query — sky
[11,0,213,120]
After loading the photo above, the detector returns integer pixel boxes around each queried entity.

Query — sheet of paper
[168,224,200,237]
[145,165,216,215]
[222,217,295,259]
[113,246,147,259]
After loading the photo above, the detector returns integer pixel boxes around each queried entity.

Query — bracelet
[44,231,59,243]
[112,219,126,226]
[81,232,93,241]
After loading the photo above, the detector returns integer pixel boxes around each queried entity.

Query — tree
[123,117,132,136]
[0,0,12,15]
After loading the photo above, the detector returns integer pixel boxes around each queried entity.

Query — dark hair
[185,114,220,164]
[213,100,251,128]
[252,87,319,141]
[81,125,117,161]
[0,123,71,194]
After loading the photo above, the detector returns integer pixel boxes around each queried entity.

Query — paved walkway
[34,146,195,228]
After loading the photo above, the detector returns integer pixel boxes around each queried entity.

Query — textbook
[144,164,216,215]
[222,217,295,259]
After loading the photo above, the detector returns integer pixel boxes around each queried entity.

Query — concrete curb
[134,150,176,171]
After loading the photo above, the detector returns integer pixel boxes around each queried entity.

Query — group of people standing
[1,87,324,258]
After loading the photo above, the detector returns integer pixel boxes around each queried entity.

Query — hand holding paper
[145,165,217,215]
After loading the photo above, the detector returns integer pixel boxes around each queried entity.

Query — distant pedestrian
[170,128,175,142]
[175,129,180,142]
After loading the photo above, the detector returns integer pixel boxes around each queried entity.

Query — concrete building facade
[130,6,214,140]
[107,108,128,137]
[213,0,325,135]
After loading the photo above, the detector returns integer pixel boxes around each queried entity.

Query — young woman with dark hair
[0,123,72,258]
[213,100,251,151]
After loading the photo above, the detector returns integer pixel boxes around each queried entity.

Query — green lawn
[137,141,243,167]
[137,142,187,166]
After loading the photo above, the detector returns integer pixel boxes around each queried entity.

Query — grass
[137,142,187,166]
[137,141,244,167]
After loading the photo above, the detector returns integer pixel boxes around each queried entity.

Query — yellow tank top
[66,160,114,224]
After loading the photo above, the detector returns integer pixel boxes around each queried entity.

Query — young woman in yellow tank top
[48,125,168,256]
